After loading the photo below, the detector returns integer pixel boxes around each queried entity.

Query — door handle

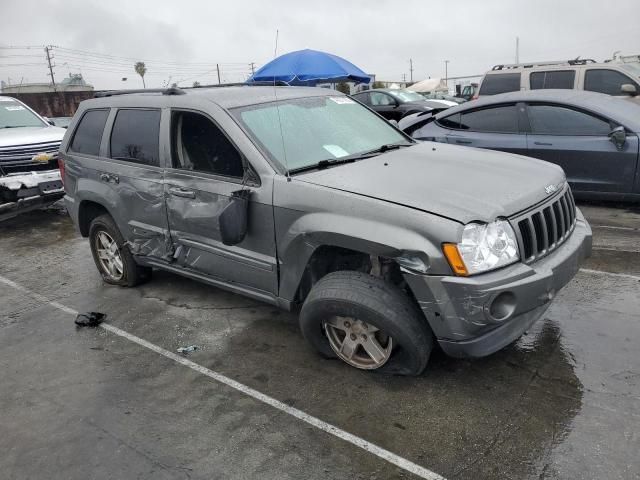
[455,139,472,144]
[169,187,196,199]
[534,141,553,146]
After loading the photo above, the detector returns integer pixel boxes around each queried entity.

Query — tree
[192,81,201,88]
[372,81,386,89]
[134,62,147,88]
[335,82,350,94]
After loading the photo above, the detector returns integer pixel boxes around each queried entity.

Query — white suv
[0,96,66,221]
[477,59,640,104]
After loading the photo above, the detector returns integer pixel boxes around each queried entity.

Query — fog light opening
[488,292,517,322]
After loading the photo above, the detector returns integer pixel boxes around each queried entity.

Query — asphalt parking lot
[1,201,639,480]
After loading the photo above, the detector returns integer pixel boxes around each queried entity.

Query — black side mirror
[219,189,251,246]
[608,126,626,151]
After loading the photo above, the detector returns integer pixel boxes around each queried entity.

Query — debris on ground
[177,345,198,355]
[75,312,106,327]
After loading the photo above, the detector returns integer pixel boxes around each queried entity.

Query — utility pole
[515,36,520,64]
[45,45,56,91]
[409,58,413,83]
[249,62,256,76]
[216,63,221,84]
[444,60,449,86]
[401,73,407,83]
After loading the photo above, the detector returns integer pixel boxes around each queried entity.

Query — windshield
[622,63,640,78]
[387,89,425,102]
[233,95,410,172]
[0,98,46,128]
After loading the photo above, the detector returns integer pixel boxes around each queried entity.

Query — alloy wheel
[94,230,124,281]
[323,316,393,369]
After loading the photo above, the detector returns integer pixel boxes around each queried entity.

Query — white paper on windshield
[5,106,25,111]
[329,97,355,105]
[323,144,350,158]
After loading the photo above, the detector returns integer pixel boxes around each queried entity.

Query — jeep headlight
[443,220,519,276]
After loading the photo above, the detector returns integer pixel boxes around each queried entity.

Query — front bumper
[0,170,64,221]
[405,209,592,358]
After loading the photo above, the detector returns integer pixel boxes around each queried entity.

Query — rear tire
[89,214,151,287]
[299,271,434,376]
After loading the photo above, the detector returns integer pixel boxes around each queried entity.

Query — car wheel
[299,271,434,375]
[89,214,151,287]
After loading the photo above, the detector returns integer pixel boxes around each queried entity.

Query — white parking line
[591,225,638,232]
[0,275,445,480]
[579,268,640,281]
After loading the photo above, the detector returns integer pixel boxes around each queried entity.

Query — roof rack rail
[94,87,185,98]
[491,58,597,70]
[188,81,290,88]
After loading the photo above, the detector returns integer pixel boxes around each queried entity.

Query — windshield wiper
[288,157,358,175]
[361,142,413,155]
[287,143,414,175]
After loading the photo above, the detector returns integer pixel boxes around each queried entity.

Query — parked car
[477,58,640,104]
[419,92,466,104]
[456,83,478,101]
[402,89,640,201]
[0,96,66,221]
[61,86,591,375]
[351,88,447,120]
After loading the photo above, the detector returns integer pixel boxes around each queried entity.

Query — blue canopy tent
[247,49,371,86]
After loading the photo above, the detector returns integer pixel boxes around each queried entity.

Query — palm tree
[134,62,147,88]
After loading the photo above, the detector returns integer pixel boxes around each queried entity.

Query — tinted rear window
[110,109,161,166]
[458,105,519,132]
[479,73,521,95]
[69,109,109,156]
[530,70,575,89]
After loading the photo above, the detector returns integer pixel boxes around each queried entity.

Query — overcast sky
[2,0,639,89]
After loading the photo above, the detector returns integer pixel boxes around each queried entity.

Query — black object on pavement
[75,312,106,327]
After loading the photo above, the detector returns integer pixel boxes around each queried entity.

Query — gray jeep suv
[61,85,592,375]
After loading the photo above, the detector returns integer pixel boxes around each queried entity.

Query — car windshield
[233,95,410,173]
[0,98,46,128]
[622,63,640,78]
[387,89,425,102]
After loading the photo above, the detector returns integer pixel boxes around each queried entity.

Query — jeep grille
[511,186,577,264]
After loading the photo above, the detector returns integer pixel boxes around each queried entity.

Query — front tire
[299,271,434,375]
[89,214,150,287]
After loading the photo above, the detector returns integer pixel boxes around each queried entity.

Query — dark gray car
[351,88,446,121]
[401,90,640,201]
[60,86,591,375]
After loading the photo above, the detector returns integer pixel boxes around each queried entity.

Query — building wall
[3,91,94,117]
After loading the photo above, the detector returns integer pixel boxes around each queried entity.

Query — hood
[296,142,566,224]
[0,126,66,147]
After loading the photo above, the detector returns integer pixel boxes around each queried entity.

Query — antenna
[270,29,289,180]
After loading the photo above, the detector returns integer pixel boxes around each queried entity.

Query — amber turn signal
[442,243,469,276]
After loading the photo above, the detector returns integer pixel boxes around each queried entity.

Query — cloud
[2,0,639,89]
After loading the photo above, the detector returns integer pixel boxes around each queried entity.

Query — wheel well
[294,246,407,304]
[78,201,109,237]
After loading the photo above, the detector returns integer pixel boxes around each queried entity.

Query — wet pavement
[0,202,639,480]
